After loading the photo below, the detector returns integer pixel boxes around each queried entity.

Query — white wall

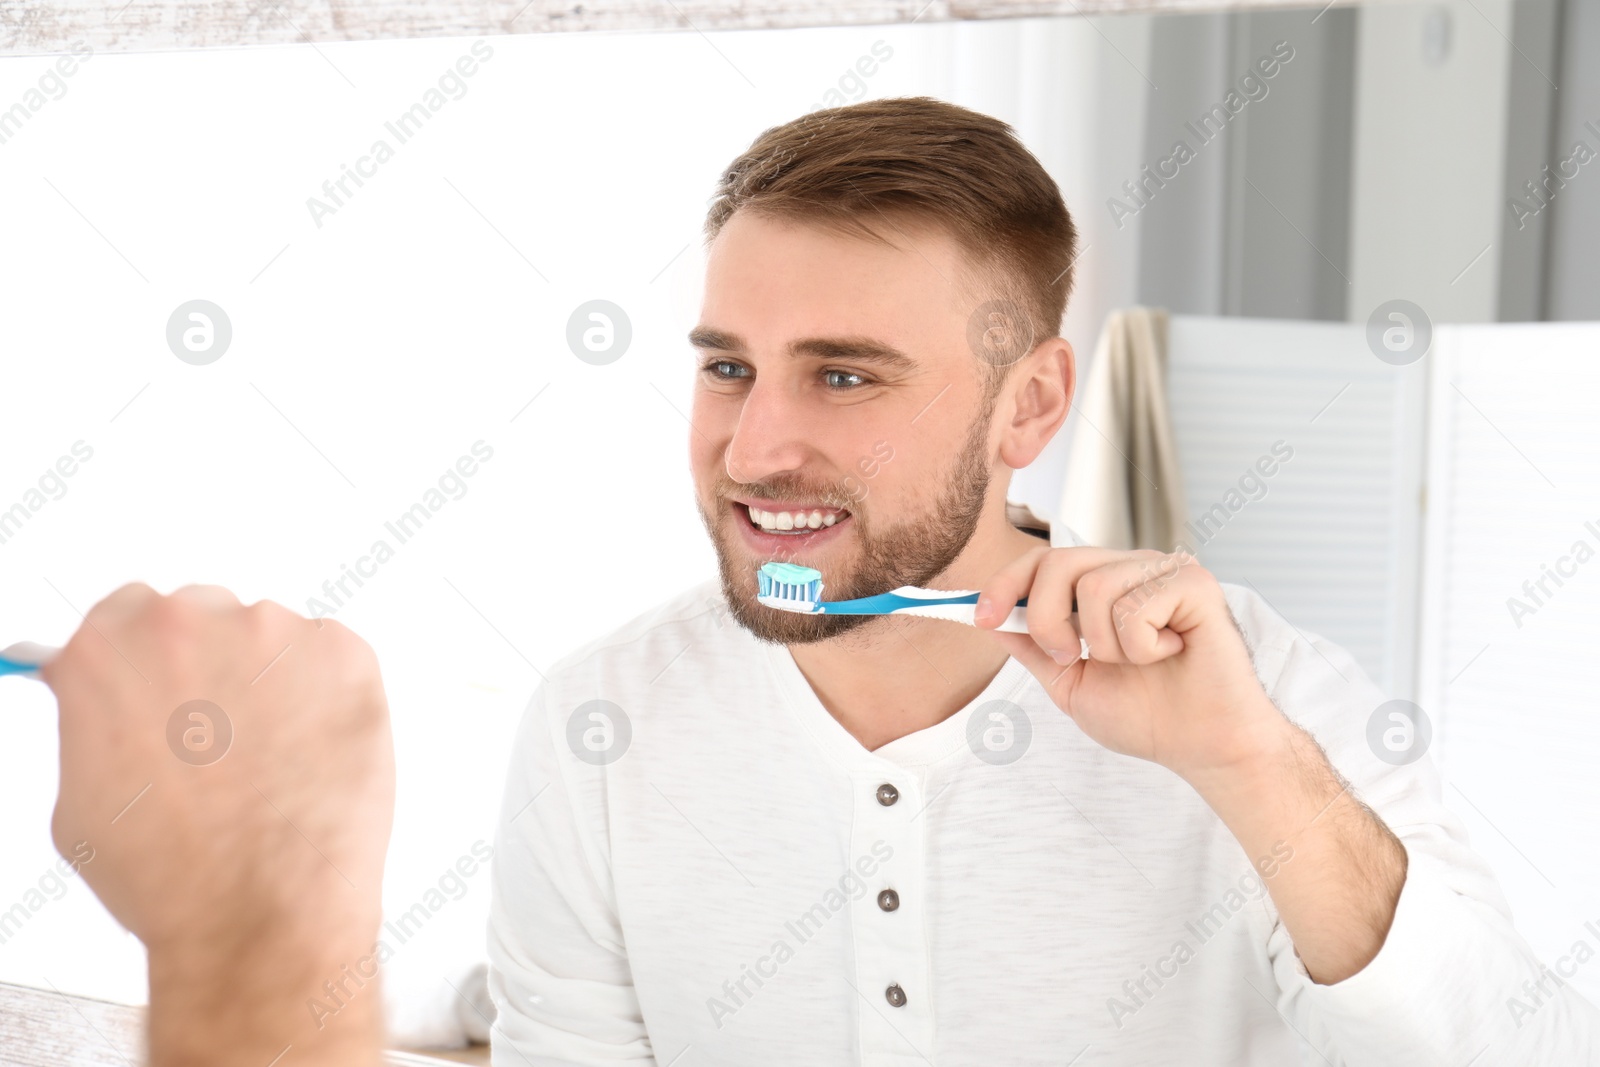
[1136,7,1357,322]
[1544,0,1600,320]
[1346,0,1513,324]
[1415,321,1600,1010]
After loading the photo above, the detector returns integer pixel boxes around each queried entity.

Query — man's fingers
[1024,551,1091,661]
[1080,553,1202,665]
[171,584,243,611]
[84,581,160,627]
[974,545,1048,628]
[42,583,156,691]
[985,546,1162,660]
[48,574,395,954]
[1116,603,1187,664]
[1075,556,1177,662]
[1108,563,1193,664]
[982,546,1181,664]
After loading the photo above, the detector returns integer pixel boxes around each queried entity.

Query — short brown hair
[703,96,1078,398]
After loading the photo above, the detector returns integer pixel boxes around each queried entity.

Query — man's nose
[724,379,815,486]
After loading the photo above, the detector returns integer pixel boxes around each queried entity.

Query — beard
[696,403,995,646]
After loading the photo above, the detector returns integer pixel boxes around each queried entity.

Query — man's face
[688,210,1004,645]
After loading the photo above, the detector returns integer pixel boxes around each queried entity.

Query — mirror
[1,0,1594,1056]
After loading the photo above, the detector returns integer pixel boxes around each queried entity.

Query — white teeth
[746,504,847,532]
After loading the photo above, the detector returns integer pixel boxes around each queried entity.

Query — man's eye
[824,369,867,390]
[703,359,749,380]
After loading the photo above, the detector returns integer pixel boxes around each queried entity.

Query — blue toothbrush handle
[821,590,1089,656]
[1,643,58,680]
[820,589,1032,633]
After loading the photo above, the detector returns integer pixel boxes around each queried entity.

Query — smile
[729,498,854,541]
[744,503,849,533]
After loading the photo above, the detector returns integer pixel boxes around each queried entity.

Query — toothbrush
[0,642,58,680]
[756,560,1030,631]
[756,561,1089,656]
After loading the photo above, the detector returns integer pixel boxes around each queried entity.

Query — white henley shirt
[487,528,1598,1066]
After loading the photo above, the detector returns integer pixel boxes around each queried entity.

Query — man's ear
[997,338,1074,469]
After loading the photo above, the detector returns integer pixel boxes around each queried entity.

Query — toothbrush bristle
[756,561,825,613]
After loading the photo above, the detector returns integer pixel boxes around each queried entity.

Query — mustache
[714,477,857,511]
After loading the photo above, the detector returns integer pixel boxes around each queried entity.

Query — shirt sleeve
[487,681,656,1066]
[1257,623,1600,1065]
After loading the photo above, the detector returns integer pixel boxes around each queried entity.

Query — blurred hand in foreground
[41,583,394,1067]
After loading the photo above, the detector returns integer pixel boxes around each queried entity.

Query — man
[41,584,394,1066]
[486,96,1598,1064]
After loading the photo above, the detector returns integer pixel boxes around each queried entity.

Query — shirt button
[877,889,899,912]
[885,983,907,1008]
[876,783,899,806]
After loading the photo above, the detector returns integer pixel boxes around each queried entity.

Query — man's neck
[786,521,1048,752]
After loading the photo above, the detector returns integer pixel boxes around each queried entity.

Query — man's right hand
[40,583,394,1066]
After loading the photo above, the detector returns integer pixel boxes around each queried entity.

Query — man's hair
[703,95,1078,400]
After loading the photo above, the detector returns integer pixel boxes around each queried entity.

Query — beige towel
[1055,308,1187,552]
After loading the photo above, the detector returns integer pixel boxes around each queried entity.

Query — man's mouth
[731,499,853,536]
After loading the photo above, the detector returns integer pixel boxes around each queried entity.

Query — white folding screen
[1415,322,1600,1005]
[1164,315,1428,699]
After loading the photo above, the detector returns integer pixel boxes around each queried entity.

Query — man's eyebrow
[687,327,917,371]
